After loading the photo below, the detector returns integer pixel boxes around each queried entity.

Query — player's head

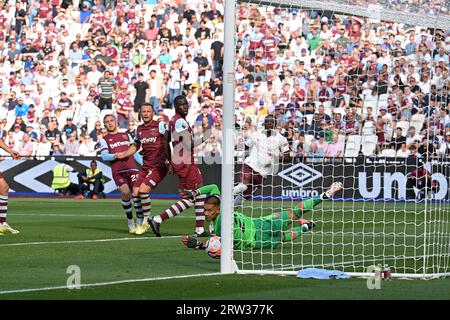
[204,195,221,221]
[174,95,189,118]
[263,115,276,131]
[140,103,154,124]
[103,114,117,133]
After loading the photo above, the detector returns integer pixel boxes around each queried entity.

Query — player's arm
[99,138,116,161]
[160,121,172,163]
[174,118,194,151]
[0,138,20,159]
[116,140,140,160]
[129,135,143,166]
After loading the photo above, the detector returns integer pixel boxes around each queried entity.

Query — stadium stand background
[0,0,448,163]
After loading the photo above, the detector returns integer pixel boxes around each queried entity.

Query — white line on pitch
[0,272,223,295]
[0,235,181,248]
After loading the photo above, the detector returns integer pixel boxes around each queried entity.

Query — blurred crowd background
[0,0,449,163]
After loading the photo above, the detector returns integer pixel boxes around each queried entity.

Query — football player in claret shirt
[100,114,143,233]
[177,182,343,250]
[116,103,171,235]
[145,95,208,238]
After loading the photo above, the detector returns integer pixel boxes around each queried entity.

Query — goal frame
[220,0,450,279]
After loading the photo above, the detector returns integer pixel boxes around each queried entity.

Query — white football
[205,236,221,259]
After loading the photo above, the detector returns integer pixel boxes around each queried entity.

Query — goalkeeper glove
[181,189,199,201]
[182,235,206,249]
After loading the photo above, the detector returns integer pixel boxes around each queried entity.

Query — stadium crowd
[331,0,449,17]
[0,0,449,163]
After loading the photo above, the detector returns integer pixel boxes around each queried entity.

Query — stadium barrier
[1,156,449,200]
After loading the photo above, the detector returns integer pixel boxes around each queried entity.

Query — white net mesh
[230,0,450,277]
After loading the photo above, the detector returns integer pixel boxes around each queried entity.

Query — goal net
[221,0,450,278]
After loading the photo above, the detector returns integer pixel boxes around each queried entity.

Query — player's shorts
[0,171,3,180]
[113,170,139,189]
[253,211,292,249]
[175,164,203,192]
[135,165,168,189]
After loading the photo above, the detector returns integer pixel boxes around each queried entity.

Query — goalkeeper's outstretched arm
[182,235,207,249]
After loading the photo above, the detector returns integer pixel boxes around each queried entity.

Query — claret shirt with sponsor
[135,120,168,168]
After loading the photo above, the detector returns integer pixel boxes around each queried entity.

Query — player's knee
[0,180,9,195]
[139,184,151,194]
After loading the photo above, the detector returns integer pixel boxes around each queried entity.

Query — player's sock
[292,196,322,218]
[159,199,193,221]
[282,227,304,242]
[194,194,206,232]
[233,183,248,206]
[233,194,244,207]
[127,219,135,229]
[133,196,143,224]
[139,193,152,219]
[0,195,8,223]
[121,199,133,220]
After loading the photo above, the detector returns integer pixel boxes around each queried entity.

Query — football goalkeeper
[148,182,342,249]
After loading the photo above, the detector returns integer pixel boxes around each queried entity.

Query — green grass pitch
[0,198,449,300]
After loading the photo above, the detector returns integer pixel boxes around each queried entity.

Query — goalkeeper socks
[160,199,193,221]
[0,195,7,223]
[194,194,206,228]
[121,200,133,220]
[292,196,322,218]
[140,193,152,218]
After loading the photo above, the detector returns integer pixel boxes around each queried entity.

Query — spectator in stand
[64,132,81,156]
[97,70,116,110]
[391,127,407,151]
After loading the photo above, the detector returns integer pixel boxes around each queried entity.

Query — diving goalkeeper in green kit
[148,182,343,250]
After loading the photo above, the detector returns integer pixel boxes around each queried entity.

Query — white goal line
[0,272,223,295]
[0,235,182,248]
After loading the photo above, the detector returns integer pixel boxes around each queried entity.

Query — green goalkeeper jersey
[197,184,256,249]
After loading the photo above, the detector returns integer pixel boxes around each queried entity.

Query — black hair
[174,95,187,106]
[205,195,221,207]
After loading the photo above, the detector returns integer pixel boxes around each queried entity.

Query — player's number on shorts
[131,174,138,182]
[146,170,153,177]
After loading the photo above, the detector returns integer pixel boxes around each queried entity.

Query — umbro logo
[278,163,322,188]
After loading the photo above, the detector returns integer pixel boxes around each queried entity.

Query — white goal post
[221,0,450,279]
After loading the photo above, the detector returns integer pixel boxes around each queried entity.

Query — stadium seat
[362,120,375,135]
[304,134,315,146]
[333,108,346,116]
[343,94,350,107]
[35,142,52,156]
[31,141,38,156]
[322,101,331,109]
[410,114,425,133]
[337,134,346,145]
[361,135,378,156]
[344,135,362,158]
[87,116,99,134]
[378,94,389,103]
[380,148,397,157]
[396,120,410,136]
